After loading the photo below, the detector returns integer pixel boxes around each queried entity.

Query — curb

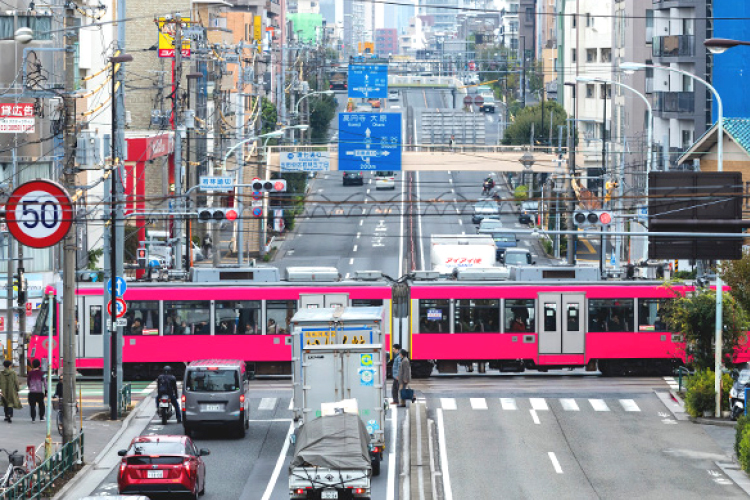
[52,389,155,500]
[689,416,737,428]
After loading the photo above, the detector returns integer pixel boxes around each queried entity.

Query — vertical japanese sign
[253,15,262,51]
[0,103,35,134]
[157,17,191,58]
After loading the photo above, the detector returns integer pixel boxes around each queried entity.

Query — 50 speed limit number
[5,180,73,248]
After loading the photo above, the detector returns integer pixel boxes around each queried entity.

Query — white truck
[430,234,498,274]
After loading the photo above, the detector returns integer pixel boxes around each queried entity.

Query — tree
[502,101,573,146]
[722,249,750,315]
[308,94,337,144]
[660,287,748,370]
[260,97,278,144]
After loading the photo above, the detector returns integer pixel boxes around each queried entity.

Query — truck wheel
[372,457,381,476]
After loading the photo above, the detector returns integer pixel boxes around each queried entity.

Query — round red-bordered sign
[5,180,73,248]
[107,297,127,318]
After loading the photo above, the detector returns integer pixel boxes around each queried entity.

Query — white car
[375,171,396,190]
[388,90,399,101]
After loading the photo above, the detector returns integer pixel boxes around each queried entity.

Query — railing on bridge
[269,144,561,155]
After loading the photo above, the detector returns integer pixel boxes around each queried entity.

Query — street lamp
[704,38,750,54]
[293,91,333,145]
[518,150,535,187]
[621,60,725,417]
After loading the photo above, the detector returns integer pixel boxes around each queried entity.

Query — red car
[117,435,209,499]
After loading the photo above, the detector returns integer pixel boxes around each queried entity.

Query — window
[588,299,634,332]
[600,84,611,99]
[0,15,52,40]
[454,299,500,332]
[638,299,669,331]
[164,301,210,335]
[586,84,595,98]
[418,299,449,333]
[600,48,611,62]
[681,130,693,149]
[543,302,558,331]
[566,303,581,331]
[125,301,159,336]
[352,299,384,307]
[586,48,596,62]
[585,13,593,27]
[682,75,693,92]
[215,301,261,334]
[525,7,534,22]
[185,369,240,392]
[505,299,535,332]
[266,300,297,334]
[89,306,102,335]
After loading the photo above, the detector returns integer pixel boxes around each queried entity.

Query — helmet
[163,365,172,373]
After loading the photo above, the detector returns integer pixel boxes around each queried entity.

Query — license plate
[322,490,338,499]
[202,404,223,412]
[147,470,164,479]
[159,401,170,408]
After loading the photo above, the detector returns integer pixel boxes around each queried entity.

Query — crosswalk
[437,397,642,413]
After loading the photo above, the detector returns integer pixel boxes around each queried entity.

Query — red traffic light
[599,212,612,225]
[225,209,238,221]
[274,181,285,191]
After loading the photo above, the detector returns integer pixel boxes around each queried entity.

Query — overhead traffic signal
[197,207,239,223]
[252,179,287,193]
[137,247,148,269]
[573,210,612,227]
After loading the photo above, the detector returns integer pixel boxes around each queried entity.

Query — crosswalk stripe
[441,398,457,410]
[470,398,488,410]
[589,399,610,412]
[258,398,277,411]
[500,398,517,410]
[560,398,579,411]
[619,399,640,412]
[288,398,294,410]
[530,398,548,411]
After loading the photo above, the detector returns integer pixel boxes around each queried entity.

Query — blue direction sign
[338,113,402,172]
[107,277,127,298]
[348,64,388,99]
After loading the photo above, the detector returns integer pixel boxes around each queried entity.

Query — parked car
[480,95,496,113]
[388,89,399,101]
[472,199,500,225]
[343,172,364,186]
[499,248,535,266]
[374,171,396,190]
[476,219,503,233]
[518,201,539,225]
[117,435,209,498]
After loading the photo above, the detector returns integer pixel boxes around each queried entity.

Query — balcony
[652,35,695,58]
[653,91,694,114]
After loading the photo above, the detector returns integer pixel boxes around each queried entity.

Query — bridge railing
[269,144,560,155]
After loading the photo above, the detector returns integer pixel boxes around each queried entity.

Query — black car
[343,172,364,186]
[518,213,533,224]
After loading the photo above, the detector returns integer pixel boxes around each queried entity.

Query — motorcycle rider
[482,176,495,196]
[156,366,181,423]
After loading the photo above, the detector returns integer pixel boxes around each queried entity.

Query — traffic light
[197,207,239,223]
[573,210,612,227]
[251,179,287,193]
[137,247,148,269]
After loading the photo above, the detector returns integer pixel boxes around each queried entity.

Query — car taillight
[296,488,305,494]
[181,394,186,404]
[119,462,126,475]
[240,394,245,404]
[355,488,365,494]
[183,460,192,478]
[372,447,379,453]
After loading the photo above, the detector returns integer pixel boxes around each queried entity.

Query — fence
[119,383,132,417]
[0,433,84,500]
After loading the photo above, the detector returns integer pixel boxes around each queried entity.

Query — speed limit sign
[5,180,73,248]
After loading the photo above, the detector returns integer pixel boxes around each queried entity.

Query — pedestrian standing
[0,359,22,423]
[449,135,455,151]
[27,359,46,423]
[391,343,402,405]
[398,349,412,407]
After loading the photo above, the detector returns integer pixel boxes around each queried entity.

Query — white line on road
[416,403,426,500]
[387,405,398,500]
[530,398,548,411]
[560,399,580,411]
[437,409,454,500]
[548,452,563,474]
[458,219,463,225]
[258,398,276,410]
[589,399,610,412]
[357,232,361,239]
[441,398,457,410]
[470,398,488,410]
[353,245,358,252]
[345,273,350,278]
[530,409,540,424]
[260,422,294,500]
[451,188,455,193]
[449,178,453,184]
[620,399,641,412]
[288,398,293,410]
[360,220,364,226]
[349,258,354,265]
[500,398,517,410]
[367,189,371,194]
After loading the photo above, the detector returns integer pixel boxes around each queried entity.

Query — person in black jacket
[156,366,181,423]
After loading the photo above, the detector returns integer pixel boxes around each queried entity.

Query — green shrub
[740,424,750,472]
[514,185,528,203]
[736,415,750,458]
[684,369,717,417]
[722,372,733,411]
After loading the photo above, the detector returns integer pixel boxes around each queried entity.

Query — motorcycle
[730,368,750,420]
[158,395,174,425]
[482,180,495,197]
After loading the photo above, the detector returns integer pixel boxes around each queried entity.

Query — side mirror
[199,449,210,456]
[117,450,127,457]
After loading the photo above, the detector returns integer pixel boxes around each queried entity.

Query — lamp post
[704,38,750,53]
[518,150,535,192]
[621,61,724,418]
[293,90,333,144]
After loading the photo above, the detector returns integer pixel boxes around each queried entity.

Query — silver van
[182,359,250,438]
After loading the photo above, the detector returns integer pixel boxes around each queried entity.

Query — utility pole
[212,60,223,267]
[236,41,246,265]
[566,83,577,265]
[173,16,184,271]
[62,1,79,443]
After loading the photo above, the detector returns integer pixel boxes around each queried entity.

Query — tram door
[80,296,104,359]
[299,294,349,309]
[537,293,585,354]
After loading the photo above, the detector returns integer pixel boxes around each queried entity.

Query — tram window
[638,299,669,332]
[567,304,580,331]
[89,306,102,335]
[504,299,535,333]
[543,303,557,331]
[588,299,634,332]
[454,299,499,332]
[352,299,384,307]
[215,301,261,334]
[266,300,297,334]
[164,301,210,335]
[125,301,160,336]
[419,299,449,333]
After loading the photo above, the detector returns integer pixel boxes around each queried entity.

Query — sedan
[118,435,209,499]
[343,172,364,186]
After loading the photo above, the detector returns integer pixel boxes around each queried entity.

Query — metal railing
[269,144,559,155]
[653,91,695,113]
[119,383,132,417]
[652,35,695,58]
[0,434,84,499]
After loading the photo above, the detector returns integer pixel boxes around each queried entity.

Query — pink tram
[28,266,748,378]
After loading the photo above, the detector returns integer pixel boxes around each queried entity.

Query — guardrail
[268,144,559,155]
[0,434,84,499]
[119,383,132,417]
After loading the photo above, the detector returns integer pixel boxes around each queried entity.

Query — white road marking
[500,398,517,410]
[548,452,563,474]
[458,220,463,225]
[261,422,294,500]
[530,409,540,424]
[141,381,157,394]
[437,409,454,500]
[357,232,361,239]
[470,398,488,410]
[288,398,293,410]
[345,273,350,278]
[620,399,640,412]
[367,189,371,194]
[514,223,522,228]
[258,398,276,411]
[589,399,610,412]
[530,398,548,411]
[449,178,453,184]
[387,405,398,500]
[349,258,354,265]
[441,398,457,410]
[523,240,531,247]
[451,188,455,193]
[560,399,580,411]
[359,220,364,226]
[353,245,358,252]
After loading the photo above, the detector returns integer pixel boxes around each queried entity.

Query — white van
[375,171,396,190]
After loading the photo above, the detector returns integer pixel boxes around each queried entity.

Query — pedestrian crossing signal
[137,247,148,269]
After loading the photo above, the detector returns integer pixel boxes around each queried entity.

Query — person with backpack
[27,359,46,422]
[156,366,181,423]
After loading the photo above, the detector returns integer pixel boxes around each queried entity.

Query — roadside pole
[44,289,54,458]
[173,16,184,271]
[212,61,223,267]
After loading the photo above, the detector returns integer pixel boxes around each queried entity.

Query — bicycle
[0,448,26,491]
[54,399,79,436]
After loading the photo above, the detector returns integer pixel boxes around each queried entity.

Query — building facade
[375,28,399,57]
